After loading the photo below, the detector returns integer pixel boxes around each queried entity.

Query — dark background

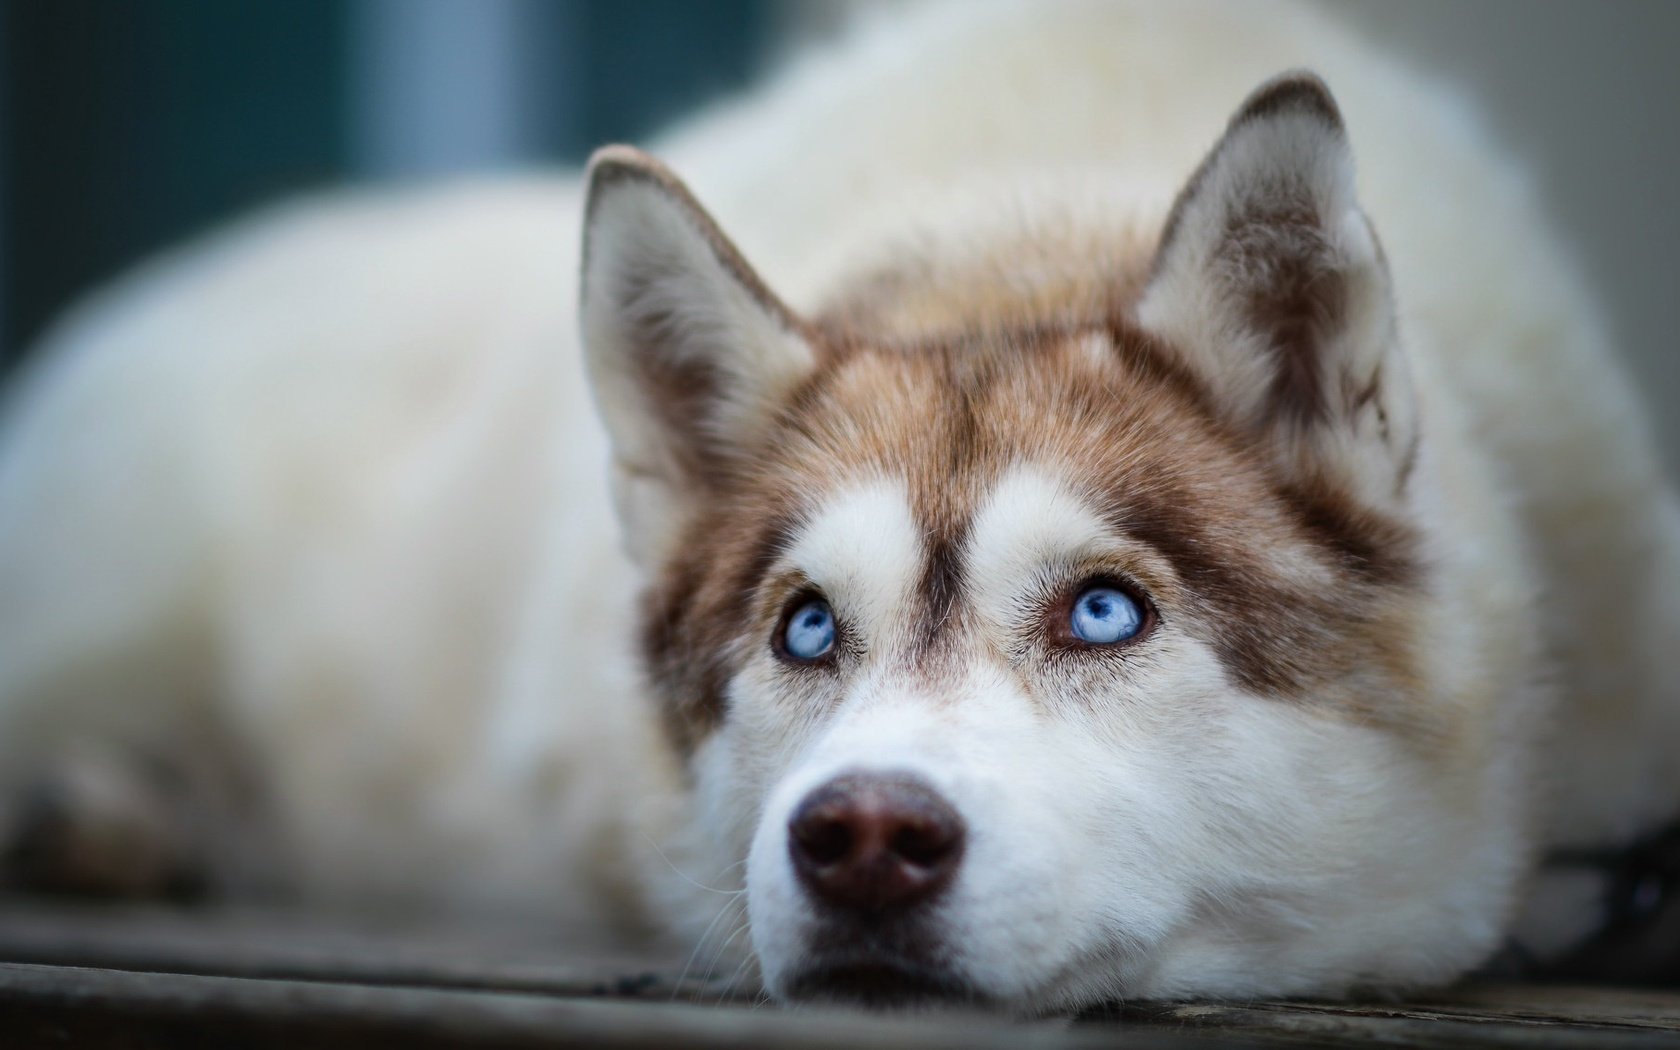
[0,0,773,370]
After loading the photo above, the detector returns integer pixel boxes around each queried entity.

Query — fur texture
[1,0,1677,1014]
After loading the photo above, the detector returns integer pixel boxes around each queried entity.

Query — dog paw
[0,748,207,900]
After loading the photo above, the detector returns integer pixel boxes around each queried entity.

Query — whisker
[715,947,761,1006]
[698,904,753,989]
[638,831,744,895]
[671,894,746,1001]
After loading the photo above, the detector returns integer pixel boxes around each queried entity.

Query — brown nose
[787,773,966,914]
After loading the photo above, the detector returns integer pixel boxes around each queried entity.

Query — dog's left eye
[778,598,837,663]
[1069,585,1146,646]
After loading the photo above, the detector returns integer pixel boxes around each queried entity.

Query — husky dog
[2,0,1677,1013]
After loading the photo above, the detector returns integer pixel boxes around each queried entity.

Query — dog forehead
[755,326,1254,600]
[782,465,1116,607]
[758,326,1266,572]
[772,327,1174,484]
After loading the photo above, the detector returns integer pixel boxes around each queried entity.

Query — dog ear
[1137,72,1416,506]
[581,147,817,566]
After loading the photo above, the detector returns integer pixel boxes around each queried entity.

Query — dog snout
[787,773,965,914]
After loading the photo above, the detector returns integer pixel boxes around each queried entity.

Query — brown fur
[642,304,1429,756]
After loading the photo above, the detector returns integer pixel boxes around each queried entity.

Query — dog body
[3,0,1678,1011]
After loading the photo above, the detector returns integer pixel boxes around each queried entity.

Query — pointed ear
[1137,73,1415,505]
[581,147,818,566]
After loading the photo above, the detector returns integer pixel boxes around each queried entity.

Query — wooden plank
[5,961,1679,1050]
[1105,997,1680,1048]
[1423,984,1680,1029]
[0,901,681,998]
[4,903,1680,1047]
[0,962,1226,1050]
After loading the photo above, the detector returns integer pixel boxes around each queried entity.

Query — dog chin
[779,958,988,1010]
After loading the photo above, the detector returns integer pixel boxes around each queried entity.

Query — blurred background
[1,0,1676,463]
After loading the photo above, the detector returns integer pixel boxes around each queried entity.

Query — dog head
[579,74,1523,1012]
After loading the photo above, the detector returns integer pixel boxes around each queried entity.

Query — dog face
[580,75,1517,1012]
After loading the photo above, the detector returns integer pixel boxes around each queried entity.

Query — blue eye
[1069,585,1146,646]
[780,599,837,662]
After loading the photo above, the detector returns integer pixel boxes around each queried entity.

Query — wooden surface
[1,903,1677,1048]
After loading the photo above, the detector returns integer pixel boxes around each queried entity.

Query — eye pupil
[1069,585,1144,646]
[781,599,836,662]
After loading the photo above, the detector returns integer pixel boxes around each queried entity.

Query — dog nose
[787,773,965,913]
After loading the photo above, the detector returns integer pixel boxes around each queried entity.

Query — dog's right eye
[777,598,837,664]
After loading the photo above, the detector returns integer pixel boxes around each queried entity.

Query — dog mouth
[782,959,985,1009]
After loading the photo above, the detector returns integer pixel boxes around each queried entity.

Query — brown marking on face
[641,311,1431,758]
[916,528,967,657]
[639,506,805,755]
